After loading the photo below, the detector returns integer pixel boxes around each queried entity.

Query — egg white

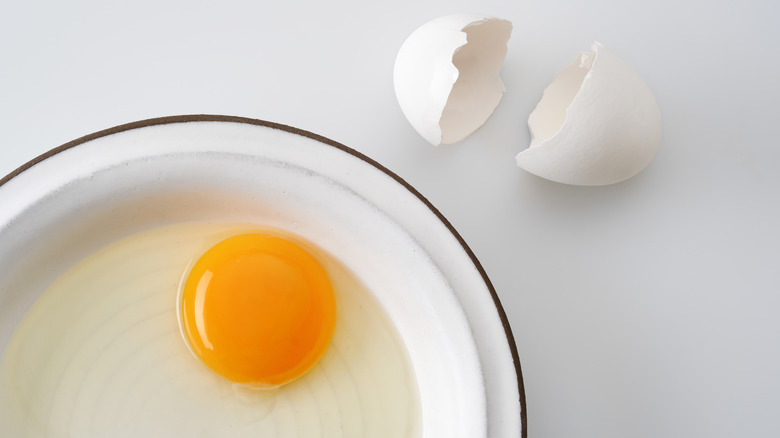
[0,222,421,437]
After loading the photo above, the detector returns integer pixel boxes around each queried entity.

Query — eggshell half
[516,42,662,186]
[394,14,512,145]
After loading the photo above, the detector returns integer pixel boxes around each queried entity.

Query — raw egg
[180,233,336,389]
[0,223,420,437]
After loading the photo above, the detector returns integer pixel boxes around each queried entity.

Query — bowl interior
[0,116,523,437]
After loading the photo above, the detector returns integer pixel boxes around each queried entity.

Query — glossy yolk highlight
[180,233,336,388]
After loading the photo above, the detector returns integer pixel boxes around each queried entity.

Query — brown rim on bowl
[0,114,527,437]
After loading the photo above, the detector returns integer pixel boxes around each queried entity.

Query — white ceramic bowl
[0,115,525,437]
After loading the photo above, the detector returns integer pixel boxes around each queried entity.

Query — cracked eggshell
[393,14,512,145]
[516,42,662,186]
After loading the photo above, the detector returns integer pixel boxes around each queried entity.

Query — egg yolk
[180,233,336,388]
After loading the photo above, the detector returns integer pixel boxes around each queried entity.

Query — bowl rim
[0,114,527,436]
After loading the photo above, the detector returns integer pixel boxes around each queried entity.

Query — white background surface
[1,1,779,437]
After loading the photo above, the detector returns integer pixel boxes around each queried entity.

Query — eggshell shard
[394,14,512,145]
[516,42,662,186]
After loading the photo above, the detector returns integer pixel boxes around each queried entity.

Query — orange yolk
[180,233,336,388]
